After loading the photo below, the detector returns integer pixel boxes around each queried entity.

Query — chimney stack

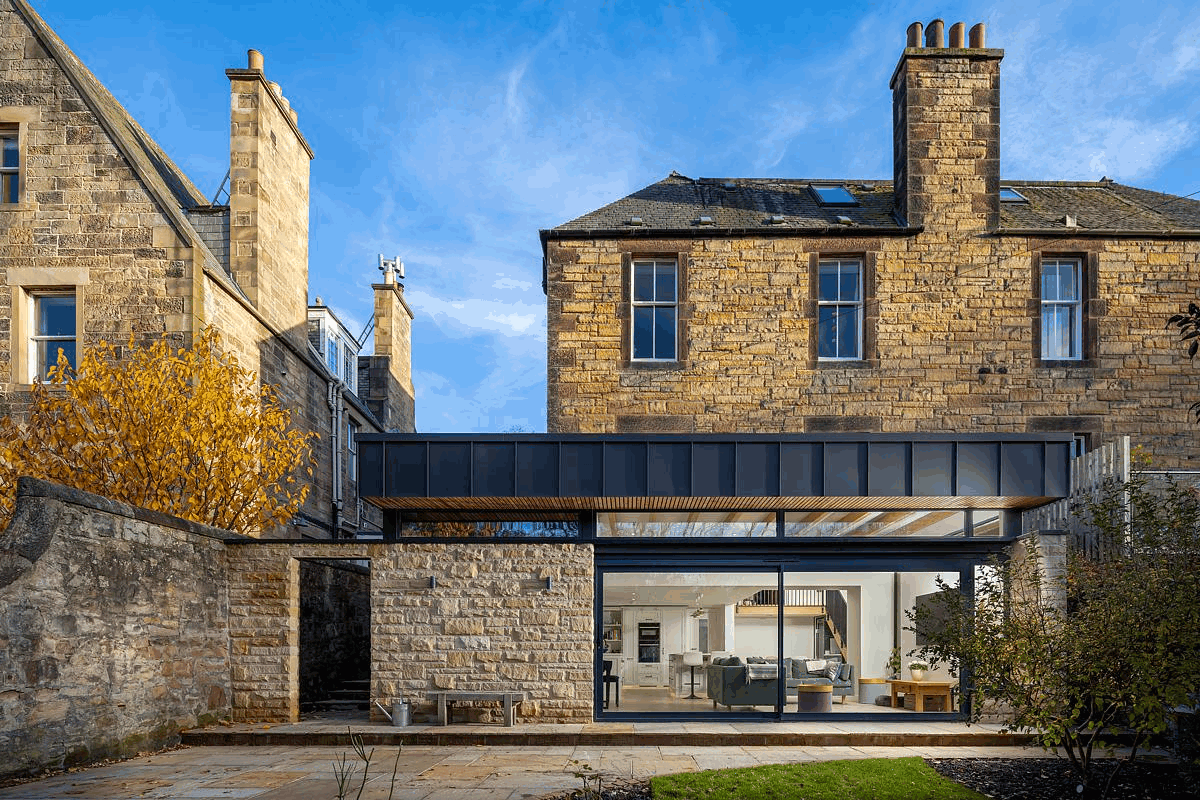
[225,50,315,345]
[362,260,416,431]
[890,20,1003,231]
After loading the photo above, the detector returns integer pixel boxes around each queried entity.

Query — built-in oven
[637,622,660,663]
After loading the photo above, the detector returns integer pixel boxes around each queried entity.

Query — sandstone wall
[227,541,594,723]
[0,1,193,407]
[227,62,311,353]
[545,232,1200,468]
[0,478,233,781]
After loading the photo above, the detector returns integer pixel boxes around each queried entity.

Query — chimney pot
[949,22,966,48]
[906,21,923,48]
[969,23,986,48]
[925,19,945,48]
[247,49,264,71]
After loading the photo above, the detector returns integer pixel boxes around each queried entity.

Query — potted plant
[908,661,928,681]
[885,647,903,679]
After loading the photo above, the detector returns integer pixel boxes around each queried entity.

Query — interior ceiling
[367,495,1050,510]
[601,570,949,608]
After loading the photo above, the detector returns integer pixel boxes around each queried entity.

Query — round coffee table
[796,683,833,712]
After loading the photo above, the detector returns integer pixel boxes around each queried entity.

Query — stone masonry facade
[0,0,416,537]
[543,22,1200,469]
[0,478,235,781]
[227,541,593,724]
[546,233,1200,460]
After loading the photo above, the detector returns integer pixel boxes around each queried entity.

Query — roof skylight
[999,187,1028,202]
[811,184,858,206]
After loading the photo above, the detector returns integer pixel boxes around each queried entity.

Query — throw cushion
[725,656,742,667]
[805,659,827,675]
[823,662,841,680]
[747,656,766,664]
[839,663,852,681]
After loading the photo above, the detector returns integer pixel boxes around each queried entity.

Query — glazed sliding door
[598,570,780,714]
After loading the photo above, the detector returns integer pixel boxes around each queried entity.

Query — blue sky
[34,0,1200,432]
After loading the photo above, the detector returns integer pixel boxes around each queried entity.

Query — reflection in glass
[598,511,775,538]
[633,262,654,302]
[784,510,967,537]
[971,511,1002,537]
[653,307,675,359]
[399,513,579,538]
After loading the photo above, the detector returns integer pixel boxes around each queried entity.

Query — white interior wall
[898,571,956,681]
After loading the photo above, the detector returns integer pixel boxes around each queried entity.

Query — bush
[0,329,314,536]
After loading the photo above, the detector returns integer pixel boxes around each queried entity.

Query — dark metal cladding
[356,433,1072,509]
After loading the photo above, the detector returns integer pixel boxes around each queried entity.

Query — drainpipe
[326,379,344,537]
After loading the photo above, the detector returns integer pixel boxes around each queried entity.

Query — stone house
[0,0,415,538]
[1,17,1188,775]
[342,19,1151,723]
[540,20,1200,470]
[485,18,1200,713]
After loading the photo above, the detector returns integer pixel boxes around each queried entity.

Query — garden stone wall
[0,478,236,780]
[227,540,594,724]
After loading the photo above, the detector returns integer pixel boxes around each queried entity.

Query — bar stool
[602,659,620,708]
[682,651,704,699]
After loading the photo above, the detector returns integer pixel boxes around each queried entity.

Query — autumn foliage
[0,329,314,536]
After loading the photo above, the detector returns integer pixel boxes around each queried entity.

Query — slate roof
[544,172,1200,237]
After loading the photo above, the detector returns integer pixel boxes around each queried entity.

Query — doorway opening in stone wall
[298,558,371,716]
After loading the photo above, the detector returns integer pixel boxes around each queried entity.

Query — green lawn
[649,756,988,800]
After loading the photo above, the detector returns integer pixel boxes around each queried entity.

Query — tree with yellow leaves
[0,329,314,536]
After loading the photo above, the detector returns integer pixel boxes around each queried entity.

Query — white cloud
[493,276,534,291]
[406,288,544,339]
[995,1,1200,182]
[1082,118,1194,181]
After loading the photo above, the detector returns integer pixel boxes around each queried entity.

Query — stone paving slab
[0,742,1098,800]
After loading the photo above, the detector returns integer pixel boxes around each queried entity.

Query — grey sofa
[706,656,854,710]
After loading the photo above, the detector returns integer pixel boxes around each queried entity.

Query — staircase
[307,677,369,713]
[815,590,849,662]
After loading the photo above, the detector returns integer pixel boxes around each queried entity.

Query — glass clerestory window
[1041,258,1082,360]
[817,258,862,360]
[31,292,76,381]
[1,127,18,204]
[632,259,677,361]
[398,513,580,538]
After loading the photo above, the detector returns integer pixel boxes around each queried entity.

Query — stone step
[311,699,369,710]
[183,725,1041,748]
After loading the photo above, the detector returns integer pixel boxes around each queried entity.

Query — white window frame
[816,258,863,361]
[343,340,356,388]
[630,258,678,362]
[326,332,340,377]
[347,418,360,481]
[29,289,77,382]
[1041,258,1083,361]
[1,124,19,205]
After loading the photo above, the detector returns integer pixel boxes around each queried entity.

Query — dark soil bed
[927,757,1199,800]
[538,758,1198,800]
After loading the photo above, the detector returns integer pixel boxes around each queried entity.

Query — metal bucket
[392,700,410,727]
